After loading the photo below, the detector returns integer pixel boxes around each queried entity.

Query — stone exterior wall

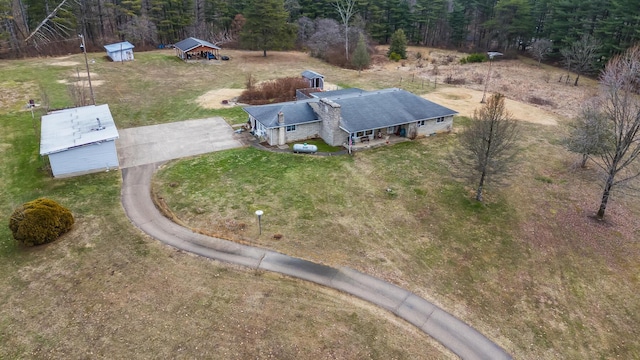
[284,122,321,143]
[416,115,454,137]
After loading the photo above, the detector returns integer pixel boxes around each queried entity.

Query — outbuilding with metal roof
[104,41,135,62]
[40,104,120,178]
[174,37,221,61]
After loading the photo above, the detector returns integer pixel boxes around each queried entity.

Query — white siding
[107,50,134,62]
[49,140,119,178]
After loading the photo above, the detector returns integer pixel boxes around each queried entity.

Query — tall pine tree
[241,0,296,56]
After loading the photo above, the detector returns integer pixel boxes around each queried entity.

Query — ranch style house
[244,87,458,147]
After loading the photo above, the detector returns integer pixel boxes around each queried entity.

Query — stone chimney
[278,111,285,146]
[312,98,345,146]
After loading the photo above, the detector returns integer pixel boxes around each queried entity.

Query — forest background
[1,0,638,68]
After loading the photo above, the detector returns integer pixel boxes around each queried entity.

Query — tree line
[1,0,639,63]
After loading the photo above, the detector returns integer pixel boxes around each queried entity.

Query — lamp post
[255,210,264,235]
[480,51,503,104]
[79,34,96,105]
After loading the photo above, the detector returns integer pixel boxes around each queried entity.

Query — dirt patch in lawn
[423,86,559,125]
[196,88,244,109]
[49,60,81,67]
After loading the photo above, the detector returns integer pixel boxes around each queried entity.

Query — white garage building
[40,104,120,178]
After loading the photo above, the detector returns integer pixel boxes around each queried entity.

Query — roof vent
[92,117,105,131]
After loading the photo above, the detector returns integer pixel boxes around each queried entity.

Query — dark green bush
[9,198,74,246]
[460,53,487,64]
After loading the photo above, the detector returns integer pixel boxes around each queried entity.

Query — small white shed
[104,41,135,62]
[40,104,120,178]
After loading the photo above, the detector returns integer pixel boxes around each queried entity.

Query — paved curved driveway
[118,119,511,360]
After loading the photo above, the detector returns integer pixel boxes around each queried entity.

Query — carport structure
[174,37,220,61]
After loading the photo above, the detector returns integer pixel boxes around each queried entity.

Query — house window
[286,125,296,132]
[417,120,426,127]
[364,129,373,136]
[436,117,445,123]
[356,131,364,137]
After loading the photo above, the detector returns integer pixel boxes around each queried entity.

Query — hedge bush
[9,198,74,246]
[460,53,487,64]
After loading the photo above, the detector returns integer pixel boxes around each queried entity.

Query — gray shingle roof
[330,88,458,133]
[244,100,319,128]
[174,37,221,52]
[309,88,365,98]
[243,88,458,132]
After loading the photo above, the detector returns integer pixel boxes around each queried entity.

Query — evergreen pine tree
[241,0,296,57]
[351,33,370,75]
[387,28,407,59]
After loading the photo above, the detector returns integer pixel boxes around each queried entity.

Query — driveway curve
[121,163,511,360]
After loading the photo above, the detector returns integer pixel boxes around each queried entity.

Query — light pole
[255,210,264,235]
[480,51,503,104]
[79,34,96,105]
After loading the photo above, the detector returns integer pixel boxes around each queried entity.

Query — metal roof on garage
[40,104,119,155]
[174,37,221,52]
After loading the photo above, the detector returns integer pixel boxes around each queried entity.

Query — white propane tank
[293,143,318,153]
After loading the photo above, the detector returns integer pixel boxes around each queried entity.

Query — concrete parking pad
[116,117,243,168]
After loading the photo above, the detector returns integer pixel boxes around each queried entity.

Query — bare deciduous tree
[528,39,552,64]
[561,35,601,86]
[593,45,640,219]
[566,102,612,168]
[334,0,356,60]
[455,93,520,202]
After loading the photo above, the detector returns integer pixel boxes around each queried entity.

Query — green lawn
[154,123,640,359]
[0,50,451,359]
[2,48,639,359]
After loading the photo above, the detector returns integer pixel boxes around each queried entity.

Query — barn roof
[104,41,134,52]
[332,88,458,133]
[40,104,119,155]
[174,37,221,52]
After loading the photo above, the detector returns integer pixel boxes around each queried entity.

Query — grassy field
[0,51,453,358]
[2,48,639,359]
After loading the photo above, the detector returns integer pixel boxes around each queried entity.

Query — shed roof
[331,88,458,133]
[174,37,221,52]
[245,100,319,128]
[40,104,119,155]
[104,41,134,52]
[301,70,324,79]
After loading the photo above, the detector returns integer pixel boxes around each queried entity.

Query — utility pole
[79,34,96,105]
[481,52,503,104]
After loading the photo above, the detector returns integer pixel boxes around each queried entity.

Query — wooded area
[1,0,638,64]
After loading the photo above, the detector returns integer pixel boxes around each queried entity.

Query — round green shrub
[389,52,402,62]
[460,53,487,64]
[9,198,74,246]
